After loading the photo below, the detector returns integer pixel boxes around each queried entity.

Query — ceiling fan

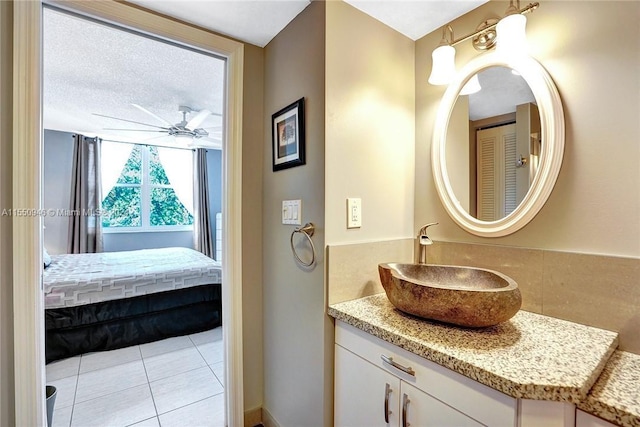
[93,104,222,148]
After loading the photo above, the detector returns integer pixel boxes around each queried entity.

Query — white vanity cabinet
[331,296,620,427]
[335,344,401,427]
[334,321,517,427]
[576,410,617,427]
[399,381,483,427]
[335,345,481,427]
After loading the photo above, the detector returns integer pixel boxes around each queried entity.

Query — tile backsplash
[327,239,640,354]
[327,239,413,305]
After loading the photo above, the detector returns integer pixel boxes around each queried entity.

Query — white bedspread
[43,247,222,309]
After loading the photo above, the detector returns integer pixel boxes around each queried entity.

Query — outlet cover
[347,198,362,228]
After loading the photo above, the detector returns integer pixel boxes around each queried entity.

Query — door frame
[13,2,244,425]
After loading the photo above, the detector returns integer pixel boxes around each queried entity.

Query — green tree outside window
[102,145,193,229]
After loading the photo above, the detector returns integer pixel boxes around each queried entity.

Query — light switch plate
[347,198,362,228]
[282,199,302,225]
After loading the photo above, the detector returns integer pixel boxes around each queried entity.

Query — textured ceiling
[128,0,488,45]
[43,1,495,149]
[127,0,311,48]
[345,0,488,40]
[43,7,225,147]
[469,67,535,121]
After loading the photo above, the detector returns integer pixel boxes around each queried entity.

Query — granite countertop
[328,293,619,403]
[578,350,640,427]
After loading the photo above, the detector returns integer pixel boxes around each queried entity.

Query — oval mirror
[432,52,564,237]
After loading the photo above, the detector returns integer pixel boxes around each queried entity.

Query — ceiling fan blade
[93,113,170,130]
[103,128,168,132]
[131,103,174,127]
[186,109,212,130]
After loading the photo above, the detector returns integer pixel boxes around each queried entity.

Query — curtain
[68,135,103,253]
[101,140,133,197]
[157,146,194,215]
[193,149,214,258]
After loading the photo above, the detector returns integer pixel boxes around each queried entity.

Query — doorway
[12,2,244,425]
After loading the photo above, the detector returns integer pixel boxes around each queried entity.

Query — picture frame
[272,97,305,171]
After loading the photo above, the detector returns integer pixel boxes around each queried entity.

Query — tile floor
[46,327,225,427]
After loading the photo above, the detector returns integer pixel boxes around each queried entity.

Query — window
[101,144,194,231]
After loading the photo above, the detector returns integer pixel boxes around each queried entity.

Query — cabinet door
[576,410,617,427]
[335,344,400,427]
[400,382,483,427]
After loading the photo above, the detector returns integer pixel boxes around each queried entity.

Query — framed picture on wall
[272,97,305,171]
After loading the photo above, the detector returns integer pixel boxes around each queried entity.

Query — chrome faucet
[417,222,438,264]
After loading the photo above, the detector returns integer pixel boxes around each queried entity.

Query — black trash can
[46,385,57,427]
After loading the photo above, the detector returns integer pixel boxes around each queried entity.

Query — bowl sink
[378,263,521,328]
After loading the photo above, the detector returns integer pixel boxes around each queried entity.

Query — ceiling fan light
[174,134,193,146]
[428,44,456,86]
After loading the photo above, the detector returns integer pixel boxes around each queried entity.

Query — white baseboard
[262,407,282,427]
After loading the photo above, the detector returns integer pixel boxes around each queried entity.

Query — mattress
[43,247,222,309]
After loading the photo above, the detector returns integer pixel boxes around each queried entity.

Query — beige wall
[262,2,331,426]
[416,1,640,258]
[0,2,14,425]
[241,43,265,417]
[325,1,415,245]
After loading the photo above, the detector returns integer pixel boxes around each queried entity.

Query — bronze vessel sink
[378,263,521,328]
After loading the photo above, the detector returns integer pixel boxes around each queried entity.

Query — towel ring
[290,223,316,267]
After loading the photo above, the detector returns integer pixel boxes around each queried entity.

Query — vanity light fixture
[428,25,456,85]
[496,0,529,56]
[428,1,539,86]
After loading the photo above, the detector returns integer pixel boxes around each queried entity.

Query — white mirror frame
[431,51,565,237]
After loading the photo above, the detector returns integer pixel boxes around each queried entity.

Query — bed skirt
[45,283,221,363]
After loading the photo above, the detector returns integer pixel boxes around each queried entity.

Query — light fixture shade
[496,13,528,56]
[428,45,456,85]
[174,134,193,146]
[460,74,481,95]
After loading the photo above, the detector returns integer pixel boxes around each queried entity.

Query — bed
[43,247,222,363]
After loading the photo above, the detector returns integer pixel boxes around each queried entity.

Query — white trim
[13,3,45,425]
[223,39,245,427]
[431,51,565,237]
[14,2,244,426]
[262,406,283,427]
